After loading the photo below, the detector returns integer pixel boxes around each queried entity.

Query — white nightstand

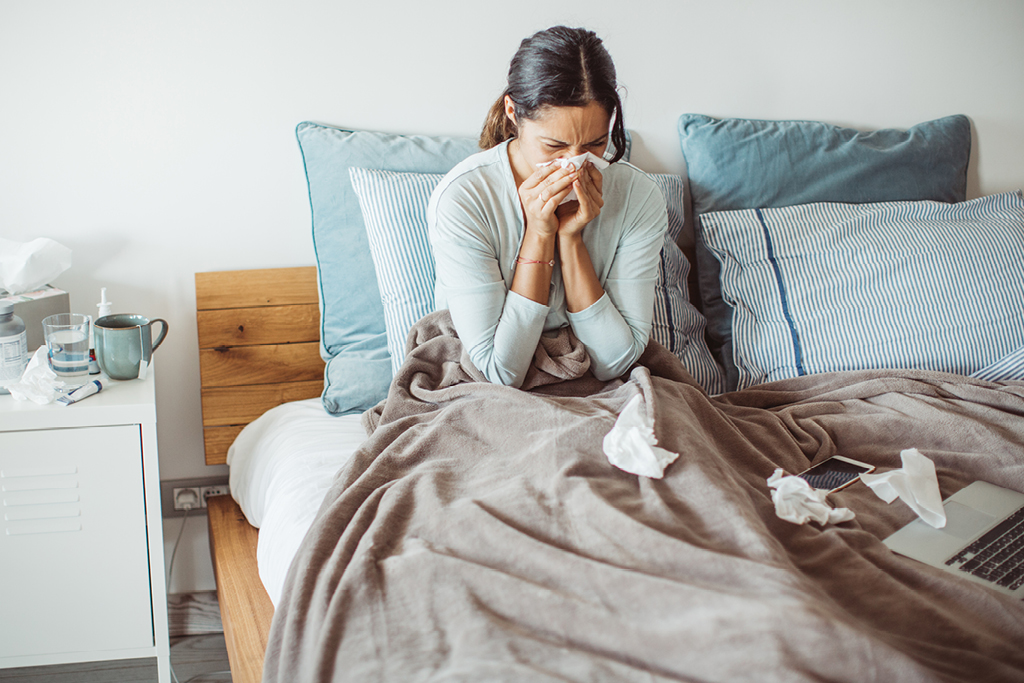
[0,369,170,683]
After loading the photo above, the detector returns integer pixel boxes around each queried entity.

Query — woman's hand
[517,162,578,239]
[556,161,604,237]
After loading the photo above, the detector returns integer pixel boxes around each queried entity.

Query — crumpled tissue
[767,469,856,525]
[538,152,610,205]
[603,393,679,478]
[8,345,66,404]
[861,448,946,528]
[0,237,72,295]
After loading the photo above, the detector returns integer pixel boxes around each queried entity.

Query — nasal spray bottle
[88,288,112,375]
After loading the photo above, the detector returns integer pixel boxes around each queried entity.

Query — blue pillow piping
[755,208,805,376]
[295,124,330,354]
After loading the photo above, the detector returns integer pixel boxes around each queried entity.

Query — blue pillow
[350,168,725,395]
[678,114,972,390]
[699,191,1024,389]
[295,122,478,414]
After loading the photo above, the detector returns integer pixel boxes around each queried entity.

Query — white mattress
[227,398,366,605]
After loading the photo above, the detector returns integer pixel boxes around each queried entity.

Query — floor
[0,592,232,683]
[0,634,231,683]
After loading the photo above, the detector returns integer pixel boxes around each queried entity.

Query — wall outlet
[172,487,202,511]
[161,476,230,517]
[200,485,230,507]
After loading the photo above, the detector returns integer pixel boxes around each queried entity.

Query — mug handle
[150,319,169,352]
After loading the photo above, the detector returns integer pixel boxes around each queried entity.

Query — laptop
[883,480,1024,599]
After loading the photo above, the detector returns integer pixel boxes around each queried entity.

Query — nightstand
[0,369,170,683]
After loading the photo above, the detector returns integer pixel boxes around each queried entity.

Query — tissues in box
[0,286,71,351]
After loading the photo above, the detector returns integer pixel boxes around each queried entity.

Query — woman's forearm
[510,228,557,305]
[558,232,604,312]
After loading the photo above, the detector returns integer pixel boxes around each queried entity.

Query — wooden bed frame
[196,267,326,683]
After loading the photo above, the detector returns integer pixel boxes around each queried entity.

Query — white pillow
[700,191,1024,389]
[350,167,723,393]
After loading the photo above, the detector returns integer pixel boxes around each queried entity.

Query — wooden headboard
[196,267,325,465]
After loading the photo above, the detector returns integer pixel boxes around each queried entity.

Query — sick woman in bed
[428,26,667,388]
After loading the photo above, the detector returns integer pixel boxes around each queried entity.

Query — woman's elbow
[484,367,525,388]
[475,355,527,388]
[589,342,645,381]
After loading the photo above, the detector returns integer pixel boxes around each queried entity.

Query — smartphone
[797,455,875,493]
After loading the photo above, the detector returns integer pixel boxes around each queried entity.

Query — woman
[427,25,667,388]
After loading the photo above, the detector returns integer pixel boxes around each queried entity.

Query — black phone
[797,455,875,493]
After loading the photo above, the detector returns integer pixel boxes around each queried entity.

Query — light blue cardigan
[427,140,667,387]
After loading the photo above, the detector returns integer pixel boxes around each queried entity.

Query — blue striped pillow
[700,191,1024,389]
[350,168,443,374]
[351,167,724,393]
[971,346,1024,382]
[649,174,724,394]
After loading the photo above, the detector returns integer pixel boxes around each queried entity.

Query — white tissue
[767,469,856,525]
[0,238,72,295]
[8,345,66,404]
[538,152,610,205]
[603,393,679,479]
[860,448,946,528]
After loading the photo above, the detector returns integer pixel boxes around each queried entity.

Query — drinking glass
[42,313,91,378]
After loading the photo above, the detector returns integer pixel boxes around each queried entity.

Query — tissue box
[0,286,71,351]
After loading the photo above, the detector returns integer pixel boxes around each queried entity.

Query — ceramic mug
[94,314,169,380]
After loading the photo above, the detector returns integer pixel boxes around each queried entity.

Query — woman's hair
[480,26,627,163]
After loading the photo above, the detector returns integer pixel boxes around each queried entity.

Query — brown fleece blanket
[264,311,1024,683]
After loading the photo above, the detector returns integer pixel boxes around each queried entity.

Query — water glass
[42,313,91,378]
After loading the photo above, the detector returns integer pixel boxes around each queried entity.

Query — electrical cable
[167,502,192,683]
[166,495,232,682]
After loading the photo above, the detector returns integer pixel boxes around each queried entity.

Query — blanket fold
[267,311,1024,683]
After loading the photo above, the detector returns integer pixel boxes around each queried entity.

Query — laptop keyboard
[945,506,1024,590]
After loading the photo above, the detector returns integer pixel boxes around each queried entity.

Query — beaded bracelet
[516,256,555,267]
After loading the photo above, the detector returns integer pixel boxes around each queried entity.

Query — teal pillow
[677,114,972,390]
[296,122,479,414]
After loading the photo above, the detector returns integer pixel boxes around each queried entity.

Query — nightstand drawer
[0,424,153,659]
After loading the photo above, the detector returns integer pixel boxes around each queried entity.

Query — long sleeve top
[427,139,668,387]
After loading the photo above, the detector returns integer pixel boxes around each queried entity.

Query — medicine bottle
[0,302,29,394]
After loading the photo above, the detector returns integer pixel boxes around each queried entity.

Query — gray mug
[94,314,169,380]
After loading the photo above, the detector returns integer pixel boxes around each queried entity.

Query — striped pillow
[649,174,724,394]
[700,191,1024,389]
[351,167,724,393]
[971,346,1024,382]
[350,168,443,374]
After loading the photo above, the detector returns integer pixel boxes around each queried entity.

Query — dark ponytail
[479,26,627,163]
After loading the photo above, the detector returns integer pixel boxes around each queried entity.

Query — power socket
[200,485,230,507]
[161,476,230,517]
[173,487,202,511]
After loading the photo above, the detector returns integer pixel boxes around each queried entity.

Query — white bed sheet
[227,398,366,605]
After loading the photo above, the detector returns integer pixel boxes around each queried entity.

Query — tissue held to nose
[603,393,679,479]
[538,152,610,205]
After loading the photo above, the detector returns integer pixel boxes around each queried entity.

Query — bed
[202,116,1024,682]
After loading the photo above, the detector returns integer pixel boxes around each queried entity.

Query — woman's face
[506,97,611,177]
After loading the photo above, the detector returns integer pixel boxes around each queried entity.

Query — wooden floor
[0,592,232,683]
[0,634,232,683]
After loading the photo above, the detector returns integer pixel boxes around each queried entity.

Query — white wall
[3,0,1022,593]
